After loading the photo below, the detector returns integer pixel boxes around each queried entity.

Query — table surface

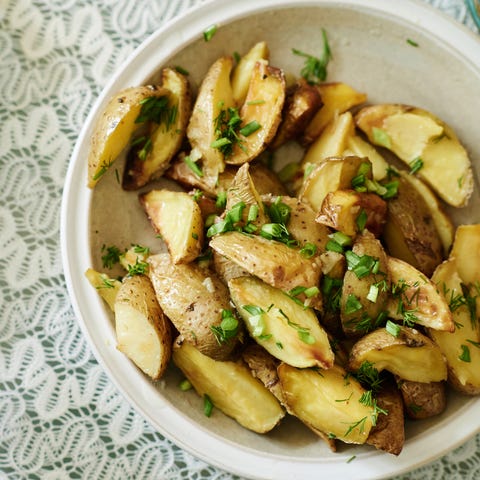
[1,0,479,479]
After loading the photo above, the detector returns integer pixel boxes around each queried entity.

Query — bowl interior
[67,2,480,479]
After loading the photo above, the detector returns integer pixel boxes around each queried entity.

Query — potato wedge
[340,231,390,336]
[212,250,250,285]
[227,60,286,165]
[344,135,389,181]
[450,224,480,285]
[301,111,355,168]
[271,80,323,149]
[114,275,172,380]
[278,363,374,444]
[299,155,370,212]
[303,82,367,144]
[397,379,446,419]
[383,175,443,276]
[316,190,387,238]
[348,326,448,383]
[366,381,404,455]
[87,85,169,188]
[397,171,454,256]
[187,56,235,185]
[355,104,473,207]
[262,194,331,253]
[173,340,284,433]
[429,258,480,395]
[386,256,454,332]
[140,190,203,264]
[85,268,122,311]
[225,163,269,228]
[147,253,239,360]
[122,69,191,190]
[229,276,334,369]
[210,231,322,296]
[231,41,269,105]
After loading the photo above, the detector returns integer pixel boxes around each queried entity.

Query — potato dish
[85,36,480,456]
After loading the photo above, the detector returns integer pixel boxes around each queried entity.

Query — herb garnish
[101,244,122,269]
[292,28,332,84]
[409,157,424,174]
[210,309,239,344]
[203,394,214,416]
[459,344,471,362]
[203,24,218,42]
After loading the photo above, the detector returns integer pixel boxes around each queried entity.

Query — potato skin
[366,381,404,455]
[397,379,446,420]
[147,253,239,360]
[383,175,443,277]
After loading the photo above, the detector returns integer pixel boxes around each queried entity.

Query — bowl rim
[61,1,480,479]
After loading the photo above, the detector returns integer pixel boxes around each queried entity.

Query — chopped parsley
[459,344,471,363]
[372,127,392,148]
[101,244,122,269]
[203,394,214,416]
[210,309,239,344]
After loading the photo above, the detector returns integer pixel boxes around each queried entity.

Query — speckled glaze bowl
[61,1,480,478]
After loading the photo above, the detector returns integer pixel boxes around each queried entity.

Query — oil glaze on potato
[123,68,191,190]
[348,326,448,383]
[229,276,334,369]
[87,85,169,188]
[114,274,172,380]
[173,340,284,433]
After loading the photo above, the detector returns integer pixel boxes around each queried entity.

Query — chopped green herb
[353,361,383,392]
[175,65,190,76]
[459,344,471,362]
[203,24,218,42]
[409,157,424,174]
[372,127,392,148]
[408,403,423,414]
[299,242,318,258]
[277,162,300,183]
[407,38,419,47]
[215,191,227,209]
[179,379,192,391]
[183,155,203,177]
[347,455,357,464]
[278,308,315,344]
[322,276,343,313]
[126,258,149,276]
[344,416,367,437]
[246,99,266,106]
[326,239,345,253]
[192,189,203,202]
[101,245,122,269]
[366,284,379,303]
[239,120,261,137]
[335,393,353,403]
[292,28,332,84]
[386,320,401,337]
[203,394,214,416]
[135,95,172,126]
[331,232,353,248]
[356,208,368,231]
[345,294,362,314]
[247,204,259,223]
[210,309,239,344]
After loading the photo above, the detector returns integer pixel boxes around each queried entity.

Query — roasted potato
[229,276,334,369]
[114,274,172,380]
[87,85,169,188]
[429,258,480,395]
[85,268,122,311]
[231,41,269,105]
[366,380,404,455]
[302,82,367,144]
[212,250,250,285]
[396,171,454,256]
[386,256,454,332]
[355,104,473,207]
[262,194,331,253]
[343,135,389,181]
[210,231,322,298]
[348,326,448,383]
[340,231,390,336]
[173,339,284,433]
[383,175,444,276]
[122,68,191,189]
[397,378,446,419]
[299,155,371,211]
[450,224,480,285]
[147,253,239,360]
[271,80,323,149]
[301,111,355,168]
[227,60,286,165]
[140,190,203,264]
[316,189,387,238]
[187,56,234,185]
[278,363,374,444]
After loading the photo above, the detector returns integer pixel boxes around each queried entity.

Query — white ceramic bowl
[61,1,480,479]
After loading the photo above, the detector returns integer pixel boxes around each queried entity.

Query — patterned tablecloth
[1,0,479,479]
